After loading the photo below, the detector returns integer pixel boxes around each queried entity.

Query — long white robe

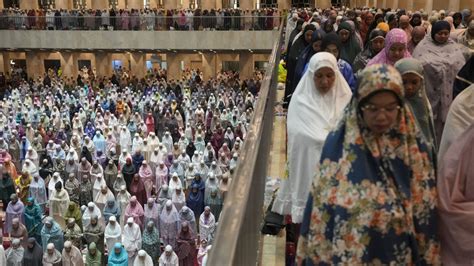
[122,223,142,264]
[104,222,122,252]
[133,253,154,266]
[272,52,352,223]
[158,252,179,266]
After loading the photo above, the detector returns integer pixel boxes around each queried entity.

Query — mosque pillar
[239,52,254,80]
[1,53,10,76]
[117,0,127,9]
[381,0,387,8]
[26,52,44,80]
[201,0,213,9]
[315,0,332,8]
[425,0,433,12]
[373,0,378,8]
[240,0,255,10]
[166,53,181,81]
[0,1,3,8]
[278,0,290,10]
[60,52,78,79]
[129,53,146,79]
[164,0,178,9]
[201,53,216,81]
[391,0,399,10]
[406,0,413,10]
[127,0,143,9]
[20,0,39,9]
[448,0,459,12]
[55,0,73,9]
[91,0,108,10]
[95,52,112,77]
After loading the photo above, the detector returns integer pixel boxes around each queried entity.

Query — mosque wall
[0,30,277,51]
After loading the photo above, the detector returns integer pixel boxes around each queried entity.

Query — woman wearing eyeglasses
[297,64,440,265]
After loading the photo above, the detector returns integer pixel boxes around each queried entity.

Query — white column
[448,0,460,12]
[425,0,433,13]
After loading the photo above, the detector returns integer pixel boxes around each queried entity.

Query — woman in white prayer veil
[25,147,39,167]
[104,215,122,254]
[82,202,104,228]
[65,149,79,164]
[21,158,38,177]
[122,217,142,265]
[120,126,132,152]
[272,52,353,224]
[94,184,115,212]
[92,174,107,200]
[47,172,63,197]
[116,185,131,227]
[133,250,154,266]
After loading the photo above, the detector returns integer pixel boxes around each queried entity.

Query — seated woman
[297,64,439,264]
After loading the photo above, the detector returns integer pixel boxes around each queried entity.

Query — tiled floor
[260,88,287,266]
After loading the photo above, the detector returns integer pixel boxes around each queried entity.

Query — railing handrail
[206,17,284,266]
[0,15,283,19]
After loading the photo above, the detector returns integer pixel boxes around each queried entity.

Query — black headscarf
[431,20,451,43]
[452,12,463,28]
[321,32,343,59]
[22,238,43,266]
[410,13,422,27]
[453,55,474,98]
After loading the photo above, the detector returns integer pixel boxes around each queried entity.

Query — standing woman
[413,20,468,144]
[284,24,317,108]
[298,64,439,264]
[395,58,437,161]
[353,29,386,75]
[367,28,411,66]
[292,29,326,89]
[272,52,352,246]
[336,21,362,65]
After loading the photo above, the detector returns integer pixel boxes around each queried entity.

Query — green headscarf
[86,242,102,266]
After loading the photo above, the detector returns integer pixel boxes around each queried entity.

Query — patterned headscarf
[297,64,440,264]
[367,28,411,66]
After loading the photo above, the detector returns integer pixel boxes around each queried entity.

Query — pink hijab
[438,124,474,265]
[367,28,412,66]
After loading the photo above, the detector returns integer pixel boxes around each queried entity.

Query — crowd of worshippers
[0,7,282,31]
[267,5,474,266]
[0,66,260,265]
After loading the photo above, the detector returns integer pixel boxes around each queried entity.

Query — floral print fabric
[297,64,440,265]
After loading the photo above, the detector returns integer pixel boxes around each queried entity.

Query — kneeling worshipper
[124,196,145,229]
[160,200,180,250]
[5,238,24,266]
[413,20,468,143]
[22,237,43,266]
[103,198,121,225]
[5,193,25,233]
[49,181,70,228]
[61,240,84,266]
[176,221,197,266]
[83,215,105,257]
[82,202,104,228]
[159,245,179,266]
[297,64,439,264]
[42,243,62,266]
[64,218,83,249]
[272,51,352,251]
[133,250,154,266]
[105,215,122,254]
[199,206,217,243]
[85,242,102,266]
[123,217,142,264]
[179,206,197,238]
[142,221,161,264]
[64,202,83,229]
[29,174,48,210]
[94,184,115,212]
[108,243,128,266]
[144,197,160,229]
[0,166,15,211]
[41,217,64,252]
[23,197,43,243]
[10,218,28,247]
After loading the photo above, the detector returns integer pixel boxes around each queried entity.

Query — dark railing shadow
[206,20,284,266]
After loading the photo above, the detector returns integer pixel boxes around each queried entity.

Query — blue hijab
[108,243,128,266]
[186,183,205,216]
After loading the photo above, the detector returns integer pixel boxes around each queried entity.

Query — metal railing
[0,15,282,31]
[206,19,284,266]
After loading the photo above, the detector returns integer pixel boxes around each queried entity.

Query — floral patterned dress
[298,64,440,265]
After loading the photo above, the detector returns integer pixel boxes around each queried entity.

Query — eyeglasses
[361,104,401,116]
